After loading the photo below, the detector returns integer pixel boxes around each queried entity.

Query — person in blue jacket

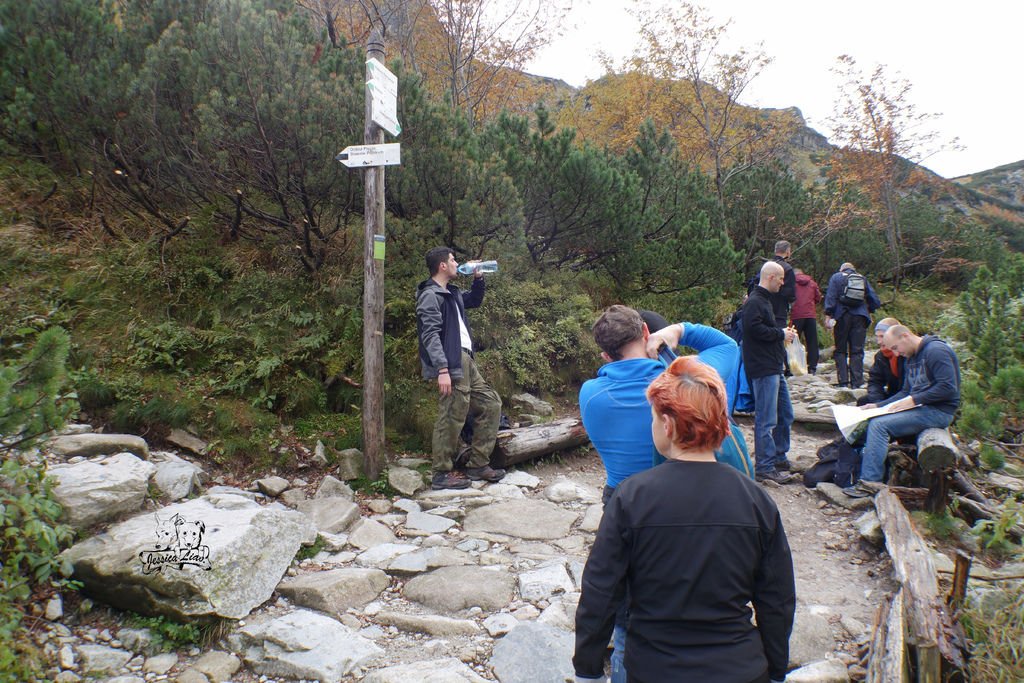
[578,305,752,683]
[845,324,961,497]
[823,263,882,388]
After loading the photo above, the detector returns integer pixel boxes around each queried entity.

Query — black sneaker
[464,465,506,482]
[755,470,794,485]
[431,470,471,490]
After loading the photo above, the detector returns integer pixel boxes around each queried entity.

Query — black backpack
[840,272,866,306]
[803,437,862,489]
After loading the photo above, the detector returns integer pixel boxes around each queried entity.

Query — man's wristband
[438,369,449,375]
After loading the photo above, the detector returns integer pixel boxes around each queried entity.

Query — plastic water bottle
[456,260,498,275]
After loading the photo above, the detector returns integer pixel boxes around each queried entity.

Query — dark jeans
[792,317,819,374]
[750,373,793,474]
[834,314,867,387]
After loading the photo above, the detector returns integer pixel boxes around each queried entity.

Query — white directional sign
[366,58,401,136]
[336,143,401,168]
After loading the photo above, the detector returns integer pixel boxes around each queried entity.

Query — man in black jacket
[770,240,796,328]
[416,246,505,490]
[742,261,797,484]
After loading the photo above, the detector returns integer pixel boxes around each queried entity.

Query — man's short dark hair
[593,305,644,360]
[774,240,791,254]
[426,246,454,275]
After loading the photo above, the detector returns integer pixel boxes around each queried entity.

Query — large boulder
[62,494,314,620]
[50,453,156,529]
[229,609,381,681]
[47,433,150,459]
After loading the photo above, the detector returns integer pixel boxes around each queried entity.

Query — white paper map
[831,404,894,444]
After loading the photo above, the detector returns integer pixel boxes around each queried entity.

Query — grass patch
[125,613,208,651]
[962,583,1024,683]
[295,535,326,561]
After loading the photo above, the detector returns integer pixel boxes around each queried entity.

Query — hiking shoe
[775,459,792,472]
[464,465,506,482]
[431,470,471,490]
[755,470,794,485]
[842,480,883,498]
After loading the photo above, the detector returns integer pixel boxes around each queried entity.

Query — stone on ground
[151,451,205,501]
[48,433,150,459]
[489,622,575,683]
[404,566,515,612]
[375,610,480,636]
[193,650,241,682]
[255,476,290,497]
[348,519,398,549]
[785,658,851,682]
[296,496,360,533]
[229,609,381,681]
[388,466,426,496]
[315,475,354,499]
[50,453,156,529]
[166,428,209,456]
[335,448,364,480]
[276,567,390,613]
[406,510,458,533]
[362,658,488,682]
[510,393,554,416]
[62,494,314,620]
[789,610,836,668]
[518,562,574,603]
[463,500,578,540]
[355,543,418,568]
[77,643,132,675]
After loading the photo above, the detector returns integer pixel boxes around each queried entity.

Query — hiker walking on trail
[824,262,881,389]
[416,246,505,490]
[742,261,798,485]
[574,357,795,683]
[790,268,822,375]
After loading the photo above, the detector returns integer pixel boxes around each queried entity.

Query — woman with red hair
[573,357,796,683]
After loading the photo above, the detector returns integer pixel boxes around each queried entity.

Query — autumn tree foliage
[827,55,959,289]
[560,2,798,207]
[318,0,570,126]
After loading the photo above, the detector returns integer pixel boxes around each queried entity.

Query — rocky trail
[26,359,903,683]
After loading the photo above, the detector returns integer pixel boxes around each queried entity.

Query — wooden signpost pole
[361,29,386,481]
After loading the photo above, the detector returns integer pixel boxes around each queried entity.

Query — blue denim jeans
[751,373,793,474]
[610,623,626,683]
[860,406,954,482]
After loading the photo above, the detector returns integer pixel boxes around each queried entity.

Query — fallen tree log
[867,589,909,683]
[917,428,959,473]
[951,471,988,504]
[952,494,1024,542]
[875,489,967,679]
[490,417,590,468]
[791,406,838,426]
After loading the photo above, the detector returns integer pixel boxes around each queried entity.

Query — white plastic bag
[786,337,808,376]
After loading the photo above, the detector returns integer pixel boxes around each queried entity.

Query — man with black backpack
[824,263,881,389]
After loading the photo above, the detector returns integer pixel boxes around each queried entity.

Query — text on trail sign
[336,143,401,168]
[366,58,401,136]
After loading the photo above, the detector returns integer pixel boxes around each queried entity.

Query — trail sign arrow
[336,143,401,167]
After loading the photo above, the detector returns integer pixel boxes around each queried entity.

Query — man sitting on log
[845,324,961,498]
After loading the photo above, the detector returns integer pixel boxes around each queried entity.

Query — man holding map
[843,324,961,497]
